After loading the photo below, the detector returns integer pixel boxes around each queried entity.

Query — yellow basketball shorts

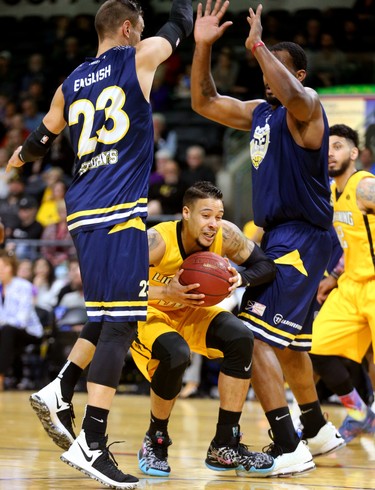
[311,275,375,363]
[131,304,225,382]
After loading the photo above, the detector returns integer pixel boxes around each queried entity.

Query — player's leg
[133,311,191,477]
[238,224,343,476]
[196,310,275,476]
[30,329,99,450]
[60,225,147,488]
[311,278,375,443]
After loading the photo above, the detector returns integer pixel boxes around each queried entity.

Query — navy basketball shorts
[71,219,149,323]
[238,222,332,351]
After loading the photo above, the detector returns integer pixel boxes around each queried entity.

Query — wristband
[251,41,265,55]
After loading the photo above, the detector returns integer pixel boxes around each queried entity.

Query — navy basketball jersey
[249,103,333,230]
[62,46,153,235]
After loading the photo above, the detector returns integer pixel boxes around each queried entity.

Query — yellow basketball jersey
[149,220,223,311]
[332,170,375,282]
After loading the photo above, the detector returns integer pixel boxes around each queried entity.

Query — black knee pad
[207,312,254,379]
[151,332,191,400]
[79,321,103,346]
[87,321,137,388]
[310,353,352,395]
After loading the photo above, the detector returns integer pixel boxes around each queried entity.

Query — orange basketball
[179,251,232,306]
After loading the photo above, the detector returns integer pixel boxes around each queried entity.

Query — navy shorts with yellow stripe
[238,222,332,351]
[72,218,149,323]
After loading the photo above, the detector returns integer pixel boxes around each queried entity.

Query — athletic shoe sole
[29,394,73,451]
[236,459,315,478]
[61,454,138,489]
[138,452,170,477]
[310,438,346,457]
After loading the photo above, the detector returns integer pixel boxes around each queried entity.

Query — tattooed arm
[191,0,261,130]
[357,177,375,214]
[221,220,276,288]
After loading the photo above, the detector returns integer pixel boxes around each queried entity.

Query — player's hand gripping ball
[179,251,232,306]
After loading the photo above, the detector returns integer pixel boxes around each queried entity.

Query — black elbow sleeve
[239,245,277,287]
[19,122,58,163]
[156,0,193,50]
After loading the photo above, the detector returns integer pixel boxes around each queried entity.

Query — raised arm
[246,4,324,148]
[136,0,193,99]
[191,0,259,131]
[221,220,276,287]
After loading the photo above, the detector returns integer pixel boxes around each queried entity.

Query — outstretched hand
[7,145,25,173]
[245,4,263,52]
[194,0,233,46]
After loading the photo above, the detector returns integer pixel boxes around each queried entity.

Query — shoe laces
[262,429,283,457]
[95,440,125,472]
[148,434,171,460]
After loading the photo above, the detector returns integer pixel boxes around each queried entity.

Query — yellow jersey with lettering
[332,170,375,282]
[149,220,223,311]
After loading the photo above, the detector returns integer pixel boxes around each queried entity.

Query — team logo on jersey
[250,123,270,169]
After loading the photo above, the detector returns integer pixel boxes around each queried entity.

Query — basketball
[179,251,232,306]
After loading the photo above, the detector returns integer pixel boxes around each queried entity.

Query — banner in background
[320,86,375,148]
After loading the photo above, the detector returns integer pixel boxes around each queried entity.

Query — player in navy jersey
[190,0,345,477]
[7,0,193,488]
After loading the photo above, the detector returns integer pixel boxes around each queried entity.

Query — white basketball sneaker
[238,439,315,477]
[305,421,346,456]
[61,429,139,489]
[30,377,76,450]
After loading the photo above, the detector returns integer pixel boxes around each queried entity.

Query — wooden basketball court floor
[1,391,374,490]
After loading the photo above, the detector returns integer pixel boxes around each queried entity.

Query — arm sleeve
[239,244,277,288]
[156,0,193,51]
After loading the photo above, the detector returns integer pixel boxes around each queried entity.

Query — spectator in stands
[0,114,30,151]
[337,19,363,53]
[148,158,186,216]
[32,257,67,313]
[40,199,75,267]
[150,65,171,112]
[0,51,16,99]
[310,32,347,87]
[0,174,26,239]
[20,97,45,133]
[359,147,375,174]
[212,45,239,95]
[19,53,48,99]
[232,48,264,100]
[0,147,15,199]
[6,196,43,260]
[352,0,375,22]
[150,148,172,186]
[174,63,192,99]
[36,166,65,211]
[53,36,83,83]
[304,18,322,52]
[262,11,283,46]
[153,112,177,159]
[181,145,216,188]
[36,179,67,227]
[0,249,43,391]
[16,257,34,283]
[55,257,82,306]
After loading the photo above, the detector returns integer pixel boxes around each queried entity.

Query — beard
[265,92,281,107]
[329,157,351,177]
[196,238,209,251]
